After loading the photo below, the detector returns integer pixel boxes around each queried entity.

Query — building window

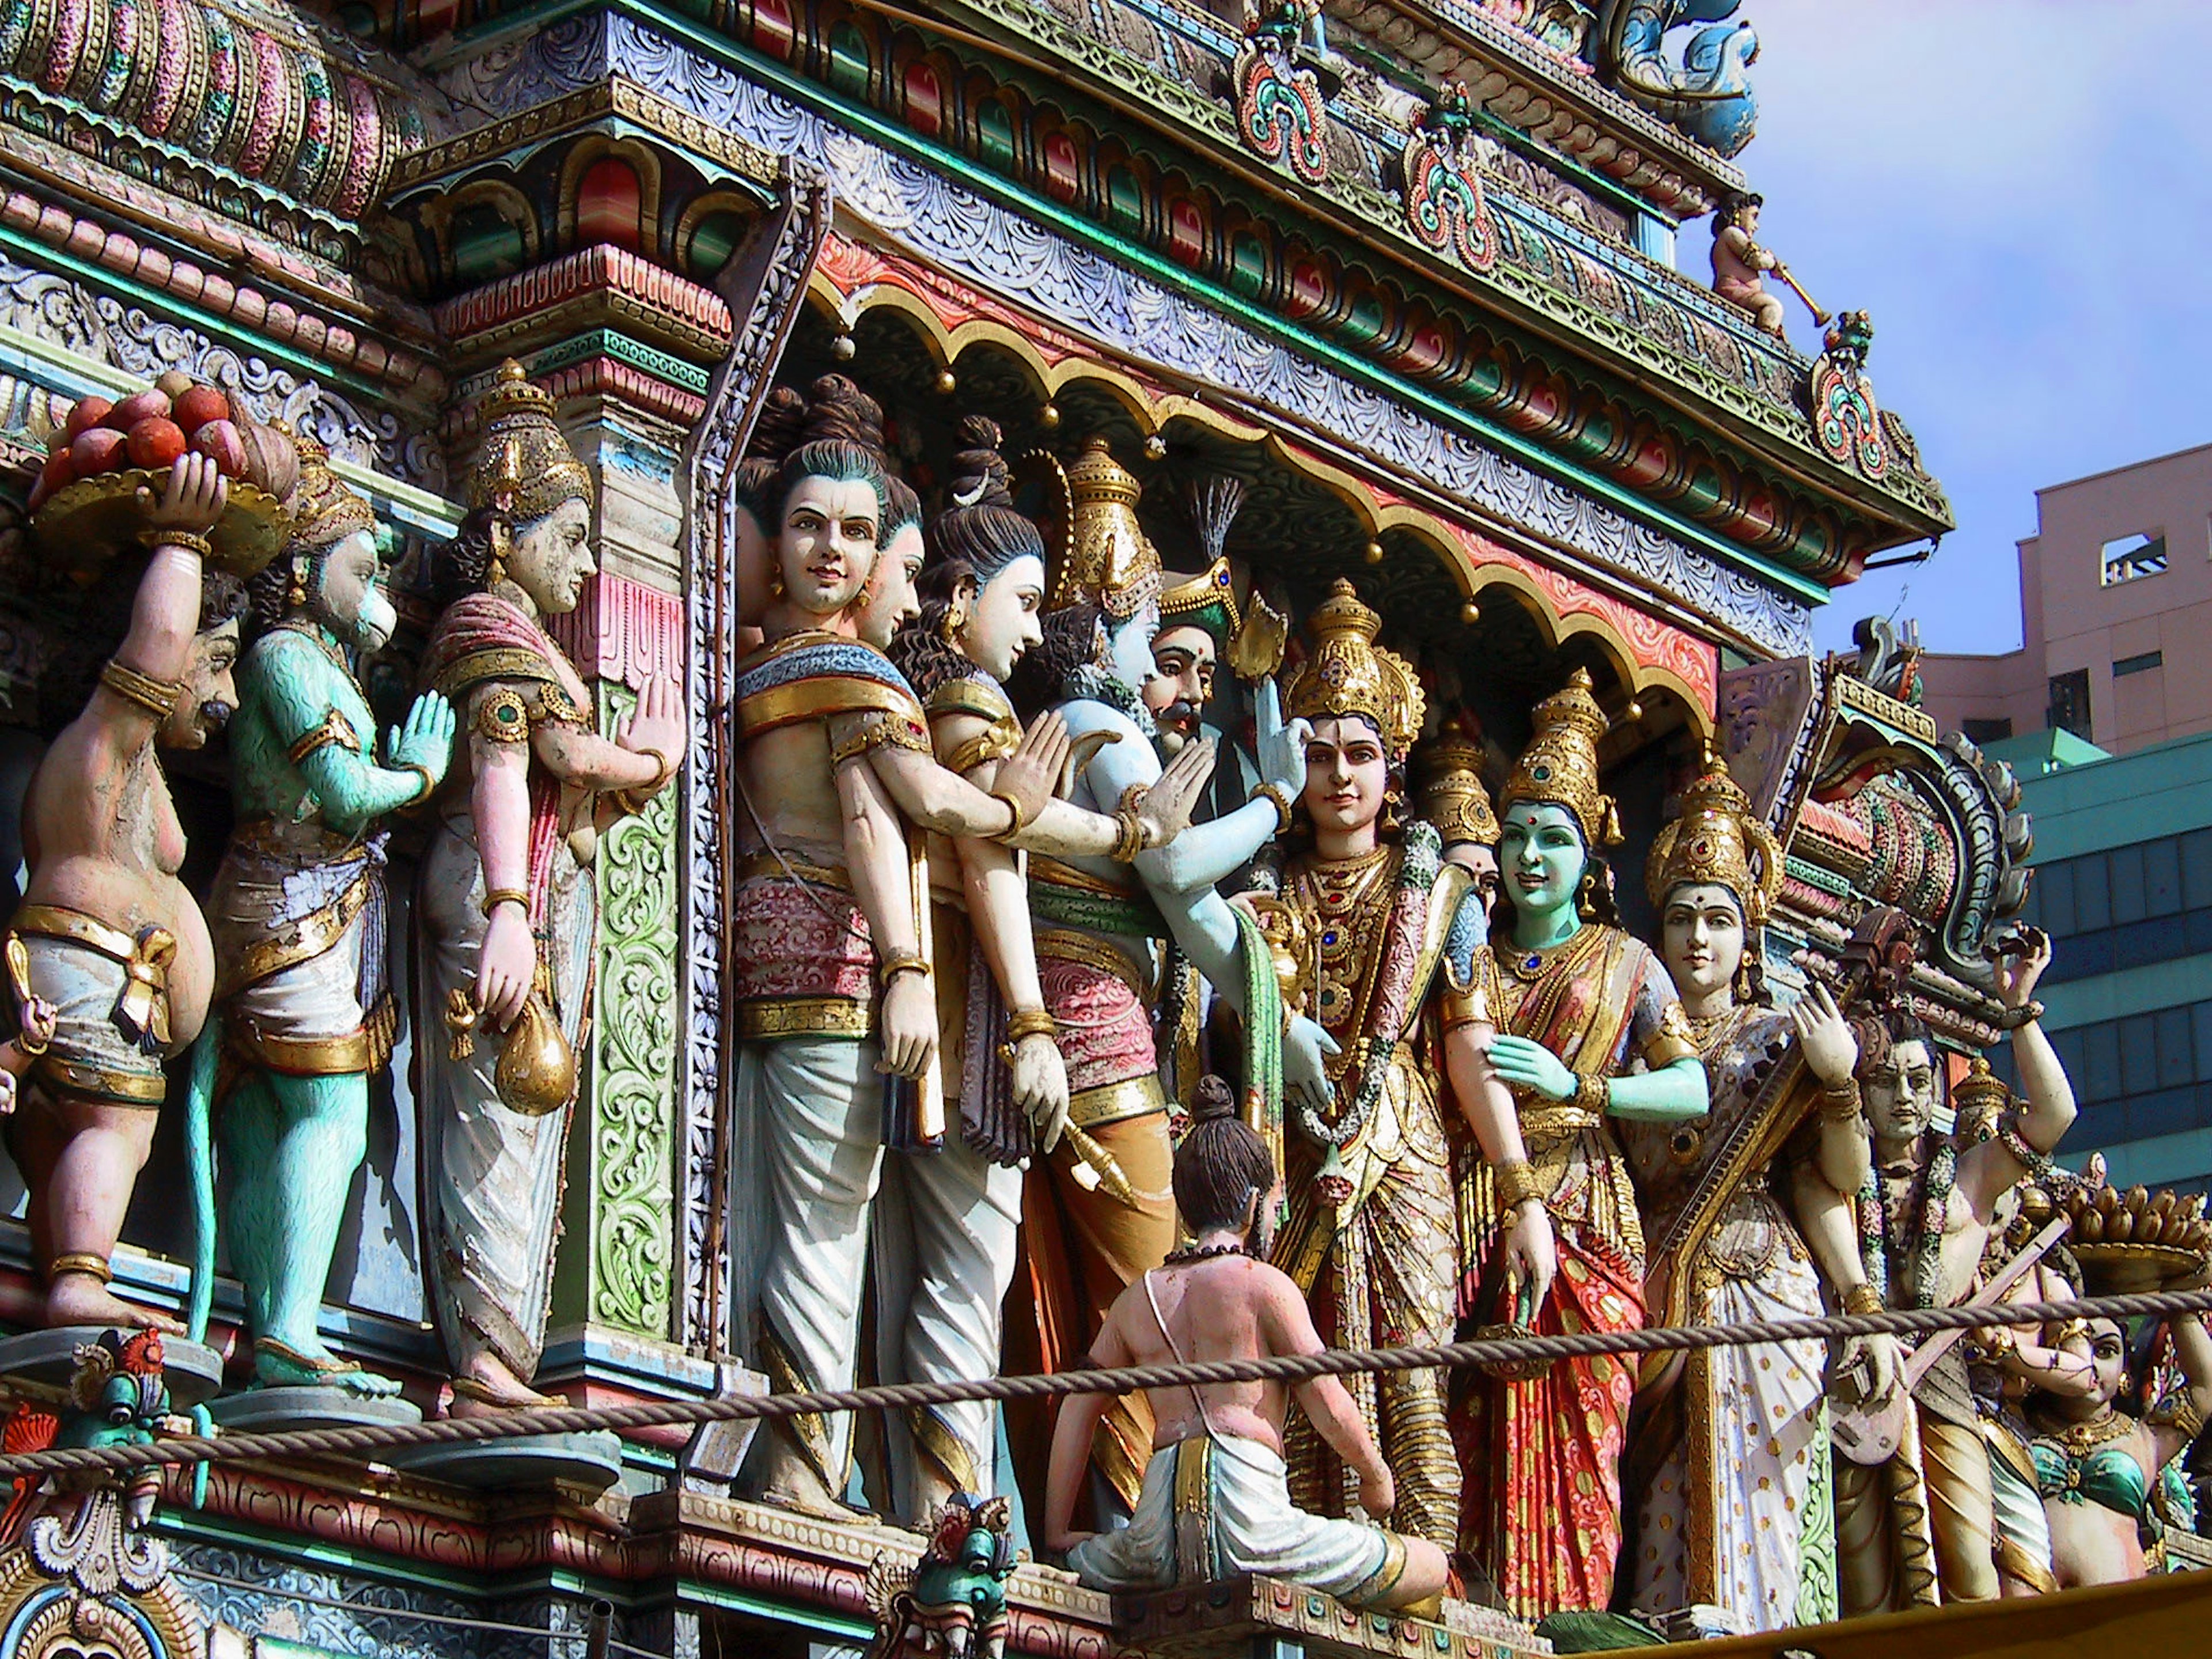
[2101,532,2169,586]
[1963,717,2013,745]
[2114,650,2165,677]
[2048,669,2092,740]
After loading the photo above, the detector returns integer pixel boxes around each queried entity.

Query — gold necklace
[1501,919,1604,985]
[1684,1003,1746,1058]
[2035,1408,2137,1456]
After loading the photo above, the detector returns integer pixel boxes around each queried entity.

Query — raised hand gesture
[1253,679,1311,801]
[387,691,456,787]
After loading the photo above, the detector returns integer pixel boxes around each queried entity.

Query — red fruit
[62,396,113,440]
[70,426,128,476]
[172,385,228,435]
[188,418,248,479]
[154,370,196,401]
[127,417,187,470]
[105,388,172,430]
[26,449,74,512]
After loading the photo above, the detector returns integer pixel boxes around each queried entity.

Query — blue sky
[1675,2,2212,656]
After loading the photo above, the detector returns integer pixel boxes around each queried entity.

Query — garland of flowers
[1295,821,1440,1149]
[1858,1131,1957,1310]
[1065,662,1155,736]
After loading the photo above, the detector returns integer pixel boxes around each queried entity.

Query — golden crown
[1498,667,1620,846]
[1282,579,1423,760]
[1643,748,1783,926]
[1052,438,1162,619]
[1413,731,1500,848]
[466,359,594,524]
[1952,1054,2010,1141]
[287,435,376,551]
[1158,555,1242,644]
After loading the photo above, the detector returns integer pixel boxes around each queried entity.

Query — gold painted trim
[735,997,874,1041]
[733,853,855,893]
[31,1054,165,1105]
[1034,927,1153,1002]
[227,1024,376,1077]
[216,868,374,1001]
[1067,1073,1165,1131]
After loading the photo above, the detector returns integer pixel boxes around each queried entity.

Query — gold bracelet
[1253,781,1293,836]
[1006,1007,1058,1043]
[138,527,214,558]
[2164,1393,2207,1441]
[480,887,529,918]
[1820,1080,1862,1120]
[989,789,1030,839]
[399,764,437,805]
[1573,1071,1608,1114]
[1109,807,1146,863]
[877,950,930,987]
[1842,1284,1885,1318]
[48,1251,112,1285]
[1493,1157,1544,1210]
[97,658,185,719]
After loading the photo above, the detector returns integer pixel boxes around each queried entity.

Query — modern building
[1920,441,2212,756]
[1987,724,2212,1198]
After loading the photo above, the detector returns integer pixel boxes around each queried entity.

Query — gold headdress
[1498,667,1620,845]
[1052,437,1162,619]
[1413,731,1499,848]
[1158,556,1242,647]
[1643,747,1784,925]
[466,359,594,524]
[1952,1054,2009,1144]
[1281,579,1423,760]
[287,435,376,551]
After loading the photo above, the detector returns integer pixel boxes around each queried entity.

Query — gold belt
[1517,1102,1603,1145]
[9,902,175,1048]
[1029,855,1143,901]
[1069,1073,1165,1130]
[737,995,873,1041]
[1035,927,1154,1002]
[29,1054,165,1106]
[734,852,854,893]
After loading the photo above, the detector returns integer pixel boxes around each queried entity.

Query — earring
[940,596,969,644]
[287,556,308,611]
[487,520,511,592]
[1576,869,1600,921]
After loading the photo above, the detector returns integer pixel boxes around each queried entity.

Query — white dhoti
[746,1033,885,1491]
[209,829,389,1074]
[1069,1431,1411,1606]
[872,1138,1022,1512]
[1986,1421,2057,1593]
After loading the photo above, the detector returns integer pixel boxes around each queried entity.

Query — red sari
[1452,923,1692,1619]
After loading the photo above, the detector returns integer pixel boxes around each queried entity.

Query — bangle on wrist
[480,887,529,918]
[1493,1157,1544,1211]
[1109,807,1145,863]
[1006,1007,1058,1044]
[1572,1071,1607,1114]
[878,950,930,988]
[138,527,214,558]
[1842,1284,1885,1319]
[1820,1079,1862,1120]
[990,789,1030,840]
[1253,781,1293,836]
[1998,999,2045,1030]
[615,747,676,815]
[399,763,436,805]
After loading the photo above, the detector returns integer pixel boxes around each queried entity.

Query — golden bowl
[32,465,293,579]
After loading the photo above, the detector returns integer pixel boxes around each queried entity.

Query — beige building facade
[1921,441,2212,756]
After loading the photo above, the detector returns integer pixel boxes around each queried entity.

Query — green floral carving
[588,682,680,1336]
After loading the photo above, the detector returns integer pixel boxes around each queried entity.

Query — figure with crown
[999,438,1332,1528]
[190,439,453,1403]
[1450,668,1710,1618]
[1245,579,1529,1551]
[1618,752,1868,1633]
[414,362,685,1415]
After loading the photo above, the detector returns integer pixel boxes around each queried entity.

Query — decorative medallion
[1232,2,1330,187]
[1806,309,1888,482]
[1400,84,1499,275]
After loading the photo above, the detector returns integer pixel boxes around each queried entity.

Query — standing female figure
[1452,668,1709,1619]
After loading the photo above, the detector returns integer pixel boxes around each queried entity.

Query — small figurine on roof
[863,1493,1017,1659]
[1711,190,1829,339]
[1,1328,188,1546]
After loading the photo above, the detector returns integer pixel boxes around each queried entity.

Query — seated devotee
[1042,1078,1451,1613]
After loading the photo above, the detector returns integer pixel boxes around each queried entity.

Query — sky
[1673,1,2212,657]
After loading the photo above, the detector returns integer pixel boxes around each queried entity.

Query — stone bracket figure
[185,437,453,1402]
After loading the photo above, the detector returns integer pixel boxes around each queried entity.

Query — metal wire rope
[5,1286,2209,1483]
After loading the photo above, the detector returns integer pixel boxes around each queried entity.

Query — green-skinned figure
[187,437,454,1395]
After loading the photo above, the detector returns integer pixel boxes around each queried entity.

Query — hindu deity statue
[1,454,242,1330]
[2028,1309,2212,1588]
[415,361,685,1414]
[729,381,1093,1517]
[1412,729,1500,918]
[195,439,452,1396]
[869,419,1210,1520]
[1253,579,1527,1551]
[1450,666,1709,1619]
[999,438,1328,1525]
[1619,752,1863,1632]
[1795,927,2074,1612]
[1710,190,1786,338]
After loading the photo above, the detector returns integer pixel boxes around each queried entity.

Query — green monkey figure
[187,437,453,1395]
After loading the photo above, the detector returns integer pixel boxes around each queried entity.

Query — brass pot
[494,984,575,1118]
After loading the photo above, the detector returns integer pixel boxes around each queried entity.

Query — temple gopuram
[2,0,2195,1656]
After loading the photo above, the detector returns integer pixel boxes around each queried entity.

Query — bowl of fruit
[2063,1181,2212,1294]
[26,371,300,578]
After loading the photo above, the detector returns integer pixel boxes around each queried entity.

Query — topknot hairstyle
[1171,1076,1276,1236]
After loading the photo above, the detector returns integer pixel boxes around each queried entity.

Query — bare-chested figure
[1,453,241,1329]
[1711,190,1786,338]
[1045,1077,1450,1613]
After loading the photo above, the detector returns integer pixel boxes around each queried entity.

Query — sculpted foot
[45,1272,181,1334]
[752,1436,866,1521]
[446,1357,562,1417]
[254,1336,404,1398]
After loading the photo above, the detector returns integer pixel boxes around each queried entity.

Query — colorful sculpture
[1798,927,2075,1613]
[191,438,452,1396]
[1452,666,1709,1619]
[1620,752,1861,1631]
[415,361,684,1413]
[1,1328,183,1544]
[1253,580,1523,1549]
[864,1492,1018,1659]
[1590,0,1759,157]
[2,454,243,1330]
[1412,729,1501,917]
[1047,1078,1450,1611]
[1000,438,1323,1523]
